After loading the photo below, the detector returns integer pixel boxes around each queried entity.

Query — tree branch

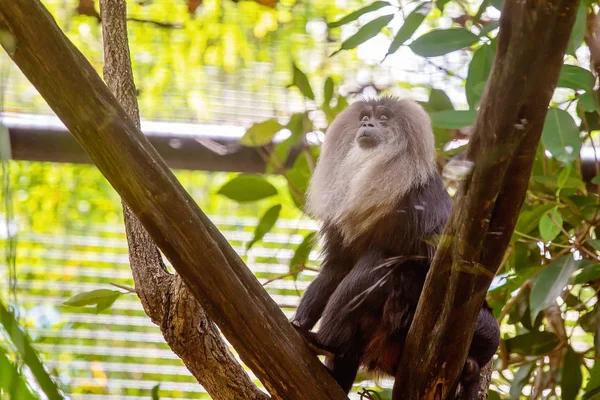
[0,1,347,399]
[394,0,580,398]
[98,2,265,398]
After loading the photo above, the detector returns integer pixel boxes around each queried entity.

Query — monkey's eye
[361,115,369,122]
[379,115,388,121]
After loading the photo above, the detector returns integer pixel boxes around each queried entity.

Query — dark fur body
[292,97,500,398]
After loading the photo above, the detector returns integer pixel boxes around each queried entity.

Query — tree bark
[394,0,579,398]
[0,2,347,399]
[98,2,266,399]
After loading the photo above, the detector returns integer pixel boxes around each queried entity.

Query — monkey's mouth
[357,133,378,148]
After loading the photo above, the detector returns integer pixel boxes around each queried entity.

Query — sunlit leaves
[430,110,477,129]
[557,65,595,92]
[538,207,563,241]
[218,174,278,202]
[386,2,431,58]
[529,256,580,321]
[327,1,391,28]
[246,204,281,251]
[290,231,317,271]
[562,346,583,400]
[64,289,123,313]
[504,331,560,356]
[291,64,315,100]
[541,108,581,163]
[466,44,495,109]
[332,14,395,56]
[241,119,283,147]
[410,28,479,57]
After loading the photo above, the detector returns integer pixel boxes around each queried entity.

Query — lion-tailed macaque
[291,96,500,399]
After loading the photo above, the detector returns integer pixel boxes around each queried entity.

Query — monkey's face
[355,105,403,150]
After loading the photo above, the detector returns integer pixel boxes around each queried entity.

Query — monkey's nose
[362,122,375,128]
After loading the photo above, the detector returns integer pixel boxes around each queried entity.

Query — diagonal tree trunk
[98,1,266,399]
[394,0,579,398]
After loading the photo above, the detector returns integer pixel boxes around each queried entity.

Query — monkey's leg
[312,251,391,392]
[460,304,500,400]
[325,354,362,394]
[292,252,352,331]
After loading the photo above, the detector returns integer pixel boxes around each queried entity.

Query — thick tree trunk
[98,2,266,399]
[0,2,347,399]
[394,0,579,398]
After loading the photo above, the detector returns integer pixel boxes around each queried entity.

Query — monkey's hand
[291,321,336,358]
[453,357,480,400]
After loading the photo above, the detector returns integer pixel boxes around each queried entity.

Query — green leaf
[489,0,503,10]
[323,77,334,107]
[246,205,282,251]
[530,256,580,321]
[0,125,11,161]
[386,2,431,57]
[515,204,556,234]
[538,207,563,242]
[291,63,315,100]
[487,390,502,400]
[217,175,278,203]
[430,110,477,129]
[479,21,500,37]
[573,263,600,284]
[409,28,479,57]
[466,44,495,109]
[426,88,454,112]
[584,361,600,399]
[562,346,583,400]
[286,149,314,208]
[0,301,63,400]
[328,1,391,28]
[580,91,599,113]
[290,231,317,271]
[558,65,595,92]
[533,175,586,191]
[333,14,395,55]
[541,108,581,163]
[557,164,573,190]
[64,289,122,313]
[0,29,16,57]
[0,348,38,400]
[151,384,160,400]
[241,119,284,147]
[589,240,600,252]
[510,363,535,400]
[504,331,560,356]
[567,3,587,56]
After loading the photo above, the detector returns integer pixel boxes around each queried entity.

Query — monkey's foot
[291,321,336,358]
